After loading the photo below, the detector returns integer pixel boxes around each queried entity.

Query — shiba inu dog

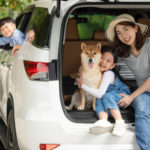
[66,42,102,111]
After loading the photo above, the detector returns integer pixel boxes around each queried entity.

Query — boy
[11,28,36,56]
[0,17,24,47]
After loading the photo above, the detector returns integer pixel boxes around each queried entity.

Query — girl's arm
[118,77,150,108]
[80,71,115,98]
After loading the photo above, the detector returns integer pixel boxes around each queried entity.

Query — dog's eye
[86,52,89,55]
[93,52,96,55]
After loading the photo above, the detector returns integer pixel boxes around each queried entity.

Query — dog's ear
[96,42,101,50]
[81,42,87,51]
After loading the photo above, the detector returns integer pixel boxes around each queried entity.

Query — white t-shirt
[81,70,115,98]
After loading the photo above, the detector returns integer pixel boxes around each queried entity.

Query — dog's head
[81,42,102,70]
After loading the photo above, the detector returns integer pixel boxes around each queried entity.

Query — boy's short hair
[0,17,16,28]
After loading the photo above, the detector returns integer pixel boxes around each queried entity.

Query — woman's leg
[132,92,150,150]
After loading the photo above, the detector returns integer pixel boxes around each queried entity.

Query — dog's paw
[66,105,72,110]
[78,105,85,110]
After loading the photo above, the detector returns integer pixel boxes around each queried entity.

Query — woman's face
[99,52,115,72]
[115,24,138,47]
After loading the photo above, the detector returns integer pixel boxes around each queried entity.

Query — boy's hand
[12,45,21,56]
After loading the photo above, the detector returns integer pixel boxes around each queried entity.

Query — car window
[70,15,115,40]
[26,7,51,48]
[16,12,32,33]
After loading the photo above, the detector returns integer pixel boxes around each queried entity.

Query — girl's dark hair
[101,45,123,81]
[101,45,118,63]
[114,21,145,57]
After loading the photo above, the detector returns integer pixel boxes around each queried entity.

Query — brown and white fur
[66,42,102,111]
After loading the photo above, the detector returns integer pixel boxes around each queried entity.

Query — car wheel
[7,109,20,150]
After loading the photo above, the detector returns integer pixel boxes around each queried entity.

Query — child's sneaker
[89,119,113,135]
[112,120,126,136]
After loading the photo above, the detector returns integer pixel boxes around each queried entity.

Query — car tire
[7,109,20,150]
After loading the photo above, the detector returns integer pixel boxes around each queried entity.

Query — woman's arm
[131,77,150,98]
[79,71,115,98]
[118,77,150,108]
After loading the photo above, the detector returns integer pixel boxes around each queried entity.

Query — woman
[105,14,150,150]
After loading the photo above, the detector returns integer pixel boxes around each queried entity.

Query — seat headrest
[93,30,106,40]
[65,18,79,40]
[137,18,150,37]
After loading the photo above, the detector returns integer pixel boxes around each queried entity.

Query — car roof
[32,0,150,15]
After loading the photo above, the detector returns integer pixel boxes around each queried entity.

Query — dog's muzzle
[89,58,93,63]
[88,59,94,69]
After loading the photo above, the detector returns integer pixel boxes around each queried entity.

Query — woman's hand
[118,93,134,108]
[76,74,83,88]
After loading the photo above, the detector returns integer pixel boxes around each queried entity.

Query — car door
[0,8,33,120]
[0,39,14,117]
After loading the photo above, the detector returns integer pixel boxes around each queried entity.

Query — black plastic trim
[56,0,61,17]
[49,60,58,80]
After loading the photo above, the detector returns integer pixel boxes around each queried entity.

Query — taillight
[40,144,60,150]
[24,61,49,81]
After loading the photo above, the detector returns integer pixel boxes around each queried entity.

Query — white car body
[1,0,150,149]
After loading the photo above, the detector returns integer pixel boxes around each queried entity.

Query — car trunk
[60,3,150,124]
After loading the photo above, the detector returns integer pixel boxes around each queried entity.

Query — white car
[0,0,150,150]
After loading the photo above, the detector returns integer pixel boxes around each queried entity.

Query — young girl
[77,46,130,136]
[105,14,150,150]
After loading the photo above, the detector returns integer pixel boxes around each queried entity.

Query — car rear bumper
[15,116,140,150]
[55,144,140,150]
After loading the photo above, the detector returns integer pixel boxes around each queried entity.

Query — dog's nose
[89,59,93,63]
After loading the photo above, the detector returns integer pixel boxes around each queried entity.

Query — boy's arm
[13,36,24,46]
[11,45,21,56]
[11,31,24,56]
[12,30,25,46]
[0,37,10,46]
